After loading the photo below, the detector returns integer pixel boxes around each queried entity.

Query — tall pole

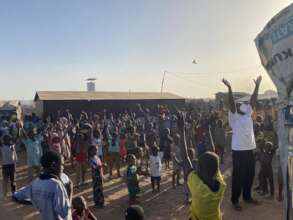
[161,70,167,95]
[161,60,195,95]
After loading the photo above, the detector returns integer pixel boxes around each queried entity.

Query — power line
[165,65,263,76]
[166,72,216,90]
[162,65,264,95]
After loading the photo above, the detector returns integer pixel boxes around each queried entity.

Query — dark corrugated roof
[35,91,184,101]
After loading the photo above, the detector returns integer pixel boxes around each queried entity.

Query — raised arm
[250,76,262,109]
[20,124,28,139]
[222,78,236,113]
[174,156,183,167]
[208,126,215,152]
[177,112,193,177]
[61,127,69,140]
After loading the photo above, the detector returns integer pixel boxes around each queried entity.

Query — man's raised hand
[254,75,262,86]
[222,78,231,88]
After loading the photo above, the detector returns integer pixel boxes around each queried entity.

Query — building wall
[42,99,185,118]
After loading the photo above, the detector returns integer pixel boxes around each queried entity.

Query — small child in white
[149,146,163,192]
[0,134,18,198]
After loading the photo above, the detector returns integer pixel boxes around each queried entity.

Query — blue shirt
[22,136,43,166]
[14,177,72,220]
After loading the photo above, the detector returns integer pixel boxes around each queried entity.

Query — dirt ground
[0,151,284,220]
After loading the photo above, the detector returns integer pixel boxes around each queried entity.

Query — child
[214,119,226,164]
[177,112,226,220]
[184,148,198,203]
[88,145,105,208]
[108,130,121,178]
[195,119,214,157]
[174,147,197,203]
[126,126,139,155]
[21,127,43,183]
[259,141,276,198]
[119,133,127,162]
[197,136,208,158]
[254,133,266,192]
[0,134,17,198]
[126,154,140,205]
[72,196,97,220]
[125,205,145,220]
[92,129,103,161]
[159,128,173,169]
[172,134,182,188]
[149,146,163,192]
[72,133,88,187]
[49,132,62,154]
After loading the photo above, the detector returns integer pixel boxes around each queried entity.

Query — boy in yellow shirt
[177,112,226,220]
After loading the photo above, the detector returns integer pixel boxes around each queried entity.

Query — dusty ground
[0,151,284,220]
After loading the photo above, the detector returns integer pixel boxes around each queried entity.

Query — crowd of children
[0,100,281,219]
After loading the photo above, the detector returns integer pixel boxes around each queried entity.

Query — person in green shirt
[177,112,226,220]
[126,154,140,206]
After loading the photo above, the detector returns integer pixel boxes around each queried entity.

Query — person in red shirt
[119,133,127,161]
[48,132,62,154]
[72,133,88,187]
[72,196,97,220]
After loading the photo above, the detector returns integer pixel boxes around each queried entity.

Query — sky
[0,0,292,100]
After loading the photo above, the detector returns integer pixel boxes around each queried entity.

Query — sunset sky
[0,0,291,100]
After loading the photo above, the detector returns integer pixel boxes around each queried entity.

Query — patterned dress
[89,156,104,207]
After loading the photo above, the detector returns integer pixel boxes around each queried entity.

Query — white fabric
[1,144,17,165]
[240,103,251,114]
[255,2,293,101]
[92,138,103,157]
[255,3,293,217]
[149,152,163,177]
[228,105,256,151]
[60,173,70,185]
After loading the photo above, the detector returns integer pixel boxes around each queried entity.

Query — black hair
[88,145,97,157]
[3,134,12,142]
[72,196,87,210]
[126,154,136,164]
[40,151,62,169]
[198,152,219,179]
[125,205,144,220]
[151,146,159,154]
